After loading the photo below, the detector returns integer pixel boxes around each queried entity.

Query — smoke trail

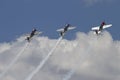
[63,69,74,80]
[0,42,29,79]
[25,37,63,80]
[63,46,91,80]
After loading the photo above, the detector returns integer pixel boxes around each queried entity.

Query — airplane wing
[91,26,99,31]
[35,31,42,35]
[103,24,112,29]
[56,28,64,32]
[57,26,76,32]
[23,34,30,37]
[68,26,76,30]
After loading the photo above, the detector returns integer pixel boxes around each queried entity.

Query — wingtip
[110,24,112,26]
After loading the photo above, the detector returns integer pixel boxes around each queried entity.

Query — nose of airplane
[102,22,106,25]
[66,24,71,27]
[33,28,37,31]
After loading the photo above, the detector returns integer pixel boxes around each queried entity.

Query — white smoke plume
[0,42,29,79]
[0,31,120,80]
[25,36,62,80]
[63,69,74,80]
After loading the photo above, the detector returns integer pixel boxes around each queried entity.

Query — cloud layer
[83,0,113,6]
[0,31,120,80]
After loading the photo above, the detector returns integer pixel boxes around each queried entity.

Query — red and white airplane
[25,28,42,42]
[57,24,76,37]
[91,22,112,35]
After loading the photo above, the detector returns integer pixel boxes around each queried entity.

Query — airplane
[25,28,42,42]
[91,22,112,35]
[56,24,76,37]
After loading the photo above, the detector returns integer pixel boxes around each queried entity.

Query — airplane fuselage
[64,26,69,32]
[60,24,70,36]
[99,25,103,31]
[64,24,70,32]
[26,29,37,42]
[95,25,103,35]
[99,22,105,31]
[30,29,37,38]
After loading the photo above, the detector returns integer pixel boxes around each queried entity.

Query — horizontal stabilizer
[93,31,101,35]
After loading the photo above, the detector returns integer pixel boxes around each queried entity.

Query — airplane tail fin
[60,32,64,37]
[25,37,30,42]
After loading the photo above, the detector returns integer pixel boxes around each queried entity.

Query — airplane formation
[0,22,112,80]
[25,21,112,42]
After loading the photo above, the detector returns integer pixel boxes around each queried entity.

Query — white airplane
[91,22,112,35]
[56,24,76,37]
[25,28,42,42]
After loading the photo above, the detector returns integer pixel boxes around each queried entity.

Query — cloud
[83,0,113,6]
[0,43,11,54]
[0,31,120,80]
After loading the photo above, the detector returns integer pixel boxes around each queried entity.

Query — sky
[0,0,120,42]
[0,0,120,80]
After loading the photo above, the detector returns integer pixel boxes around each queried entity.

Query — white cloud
[0,31,120,80]
[0,43,11,54]
[83,0,113,6]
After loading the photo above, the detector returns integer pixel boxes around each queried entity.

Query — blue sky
[0,0,120,42]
